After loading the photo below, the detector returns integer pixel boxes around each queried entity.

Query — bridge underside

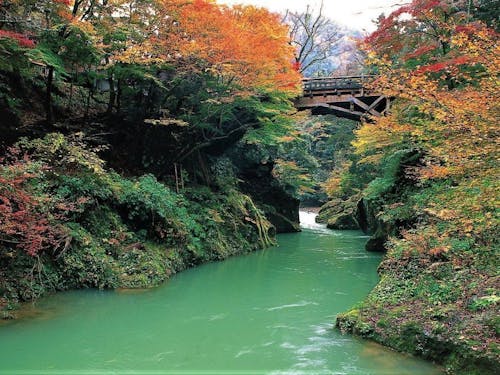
[295,92,390,121]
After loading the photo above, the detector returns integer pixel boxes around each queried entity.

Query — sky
[217,0,406,32]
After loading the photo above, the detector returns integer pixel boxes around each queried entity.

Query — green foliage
[0,37,31,74]
[272,159,314,196]
[363,177,394,201]
[210,157,239,191]
[468,295,500,312]
[363,149,420,200]
[0,37,33,112]
[473,0,500,31]
[252,113,361,203]
[26,45,67,78]
[57,222,119,289]
[243,91,297,146]
[336,309,360,334]
[1,133,273,314]
[16,133,106,174]
[112,174,190,240]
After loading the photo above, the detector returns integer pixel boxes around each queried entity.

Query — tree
[354,0,499,256]
[283,1,347,76]
[0,0,302,133]
[0,152,67,257]
[360,0,499,177]
[340,3,499,366]
[148,0,301,94]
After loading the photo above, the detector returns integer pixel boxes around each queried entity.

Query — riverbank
[315,127,499,374]
[336,249,499,375]
[321,190,500,374]
[0,134,277,319]
[0,184,267,319]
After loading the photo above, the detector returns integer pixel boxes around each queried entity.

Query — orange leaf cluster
[152,0,301,94]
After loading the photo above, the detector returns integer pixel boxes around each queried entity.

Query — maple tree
[0,29,34,48]
[0,0,302,127]
[148,0,301,94]
[358,0,499,182]
[353,0,499,255]
[356,0,499,323]
[0,155,65,257]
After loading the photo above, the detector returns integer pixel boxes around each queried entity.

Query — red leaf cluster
[404,45,438,60]
[365,0,453,55]
[0,30,35,48]
[0,158,63,257]
[415,56,472,74]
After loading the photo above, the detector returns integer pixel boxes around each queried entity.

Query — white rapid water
[299,210,329,232]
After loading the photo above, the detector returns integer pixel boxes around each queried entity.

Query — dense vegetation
[0,134,276,312]
[0,0,303,315]
[318,1,499,373]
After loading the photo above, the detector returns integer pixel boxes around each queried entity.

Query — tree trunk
[45,66,54,124]
[116,78,122,113]
[84,68,92,121]
[107,70,115,114]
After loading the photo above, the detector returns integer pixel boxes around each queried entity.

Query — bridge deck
[296,75,389,121]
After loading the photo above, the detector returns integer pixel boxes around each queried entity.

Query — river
[0,212,441,374]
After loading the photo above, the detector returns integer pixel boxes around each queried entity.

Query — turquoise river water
[0,212,441,374]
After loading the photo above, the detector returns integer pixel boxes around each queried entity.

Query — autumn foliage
[340,3,500,367]
[0,30,35,48]
[0,0,301,253]
[0,155,64,257]
[1,0,300,99]
[356,0,499,256]
[126,0,301,93]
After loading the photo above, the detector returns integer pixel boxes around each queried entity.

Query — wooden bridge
[295,75,390,121]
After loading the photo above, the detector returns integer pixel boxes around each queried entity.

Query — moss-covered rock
[227,142,300,233]
[317,196,360,230]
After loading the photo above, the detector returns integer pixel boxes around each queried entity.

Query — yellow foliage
[323,176,342,198]
[357,22,499,181]
[323,161,352,198]
[357,10,499,259]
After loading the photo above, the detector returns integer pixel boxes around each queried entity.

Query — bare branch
[283,0,354,76]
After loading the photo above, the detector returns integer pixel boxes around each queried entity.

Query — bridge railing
[302,75,376,92]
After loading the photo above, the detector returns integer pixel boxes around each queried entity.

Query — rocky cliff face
[227,142,300,233]
[317,149,422,252]
[356,198,392,252]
